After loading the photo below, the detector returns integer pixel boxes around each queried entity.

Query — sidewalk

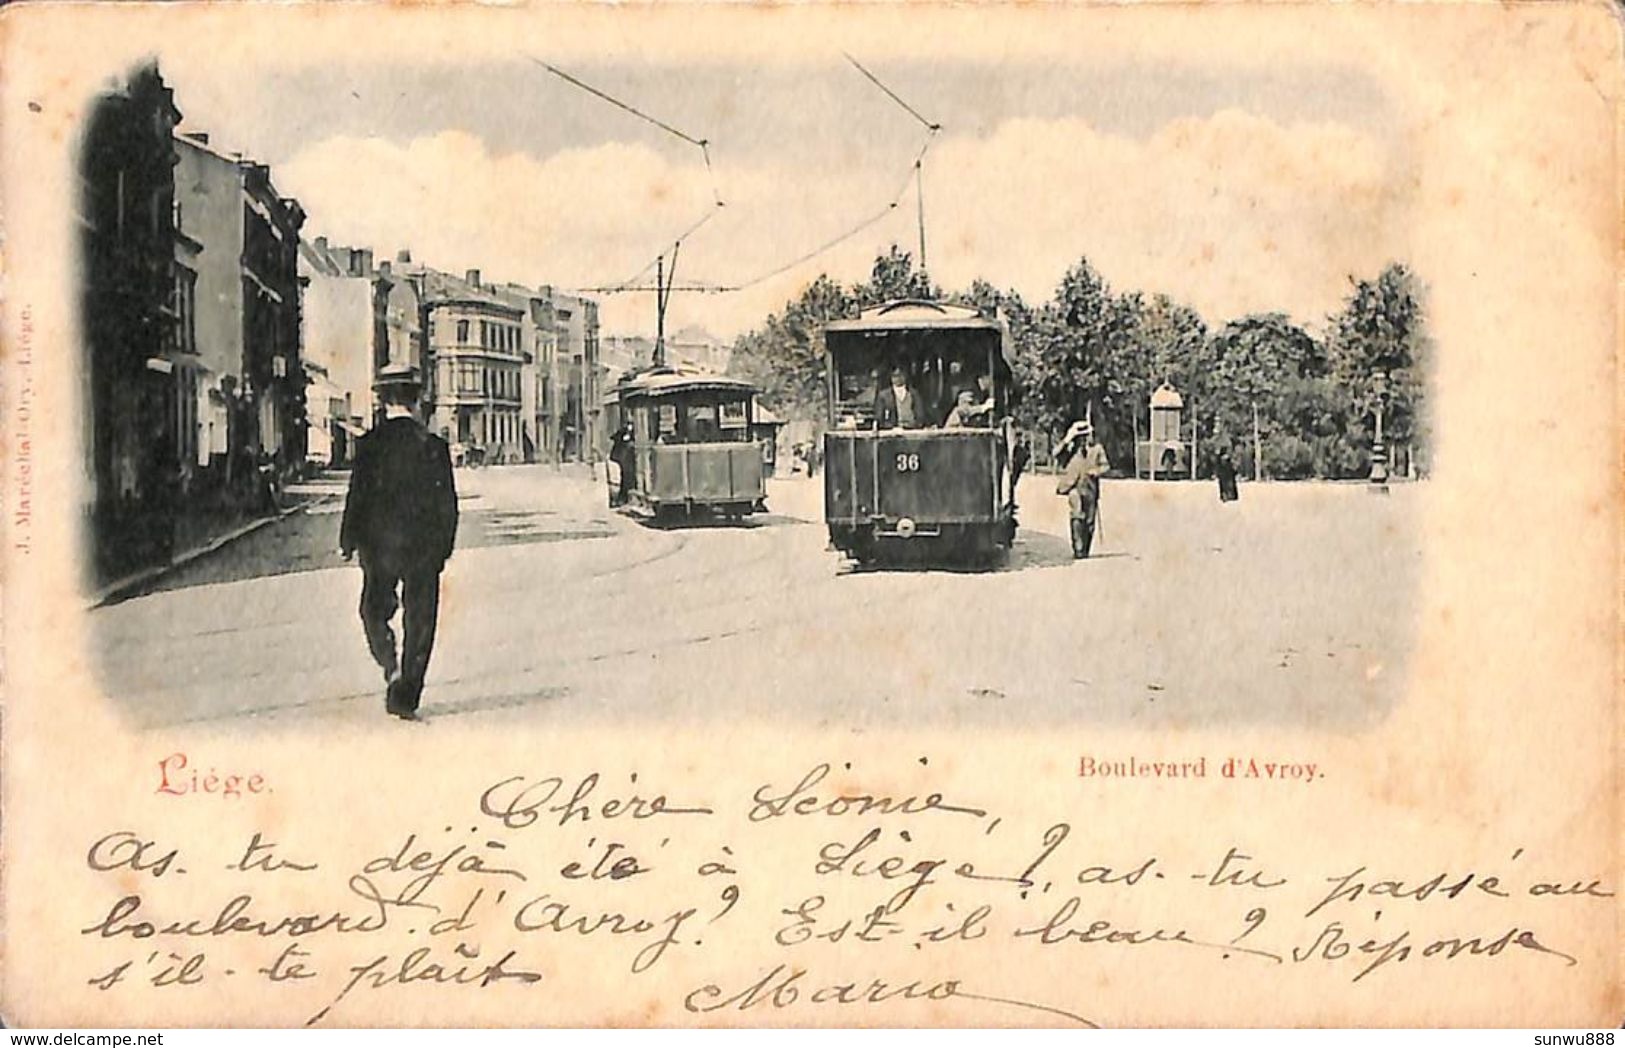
[90,480,340,608]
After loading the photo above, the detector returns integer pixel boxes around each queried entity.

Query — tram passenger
[943,389,987,428]
[875,367,930,429]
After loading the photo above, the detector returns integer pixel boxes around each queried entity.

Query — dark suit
[874,384,929,429]
[340,415,458,713]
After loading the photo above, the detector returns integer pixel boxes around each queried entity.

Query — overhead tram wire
[667,58,942,295]
[841,52,940,278]
[532,59,711,150]
[841,52,941,135]
[708,136,936,294]
[581,207,724,294]
[541,55,942,303]
[599,134,935,295]
[532,57,725,299]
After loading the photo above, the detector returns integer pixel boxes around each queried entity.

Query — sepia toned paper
[0,0,1619,1029]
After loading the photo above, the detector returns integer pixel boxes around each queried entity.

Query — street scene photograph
[78,40,1428,733]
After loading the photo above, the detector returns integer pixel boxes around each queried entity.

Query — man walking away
[1056,420,1109,559]
[340,364,459,719]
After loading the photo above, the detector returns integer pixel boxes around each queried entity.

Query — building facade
[550,290,601,463]
[79,62,185,582]
[298,239,422,465]
[415,269,527,461]
[174,131,305,481]
[600,326,728,376]
[391,265,602,466]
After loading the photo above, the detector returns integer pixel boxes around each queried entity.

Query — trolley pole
[915,159,928,283]
[653,240,682,370]
[1252,401,1262,482]
[654,255,666,369]
[1190,398,1198,480]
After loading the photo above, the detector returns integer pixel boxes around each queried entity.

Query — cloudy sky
[157,47,1412,340]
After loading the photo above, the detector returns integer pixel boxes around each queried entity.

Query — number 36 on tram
[821,300,1020,565]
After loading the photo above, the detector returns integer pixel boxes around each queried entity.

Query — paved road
[89,464,1419,734]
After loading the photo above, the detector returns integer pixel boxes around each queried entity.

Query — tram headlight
[896,517,917,539]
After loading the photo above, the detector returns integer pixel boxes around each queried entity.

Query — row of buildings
[80,62,603,586]
[300,247,602,468]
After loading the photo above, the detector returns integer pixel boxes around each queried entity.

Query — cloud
[925,110,1401,327]
[275,109,1407,339]
[277,131,722,288]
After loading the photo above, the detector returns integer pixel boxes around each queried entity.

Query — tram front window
[830,349,996,430]
[682,401,750,442]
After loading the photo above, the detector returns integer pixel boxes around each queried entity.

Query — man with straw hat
[1055,418,1110,559]
[340,364,459,720]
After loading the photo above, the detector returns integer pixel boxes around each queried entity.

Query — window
[456,319,470,344]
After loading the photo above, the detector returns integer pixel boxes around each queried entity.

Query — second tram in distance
[605,368,768,524]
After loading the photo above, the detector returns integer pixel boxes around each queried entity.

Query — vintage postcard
[0,0,1619,1029]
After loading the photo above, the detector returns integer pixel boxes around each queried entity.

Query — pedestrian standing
[1055,420,1109,559]
[1009,432,1031,510]
[1214,444,1240,503]
[340,365,459,720]
[609,421,634,506]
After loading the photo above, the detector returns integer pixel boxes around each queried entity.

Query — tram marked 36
[823,300,1021,566]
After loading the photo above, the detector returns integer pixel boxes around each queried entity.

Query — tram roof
[613,368,759,400]
[824,299,1002,334]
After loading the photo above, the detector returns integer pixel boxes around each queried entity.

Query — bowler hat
[374,363,422,390]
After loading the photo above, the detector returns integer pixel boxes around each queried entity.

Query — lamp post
[1369,367,1390,492]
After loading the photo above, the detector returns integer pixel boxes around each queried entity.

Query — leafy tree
[726,247,1429,482]
[1326,263,1430,473]
[1132,294,1212,407]
[1006,258,1145,464]
[728,246,938,421]
[856,244,938,307]
[1206,313,1324,479]
[727,274,852,419]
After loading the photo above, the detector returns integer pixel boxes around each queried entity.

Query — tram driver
[874,366,931,430]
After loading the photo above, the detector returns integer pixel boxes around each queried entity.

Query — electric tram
[604,368,768,523]
[821,300,1019,564]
